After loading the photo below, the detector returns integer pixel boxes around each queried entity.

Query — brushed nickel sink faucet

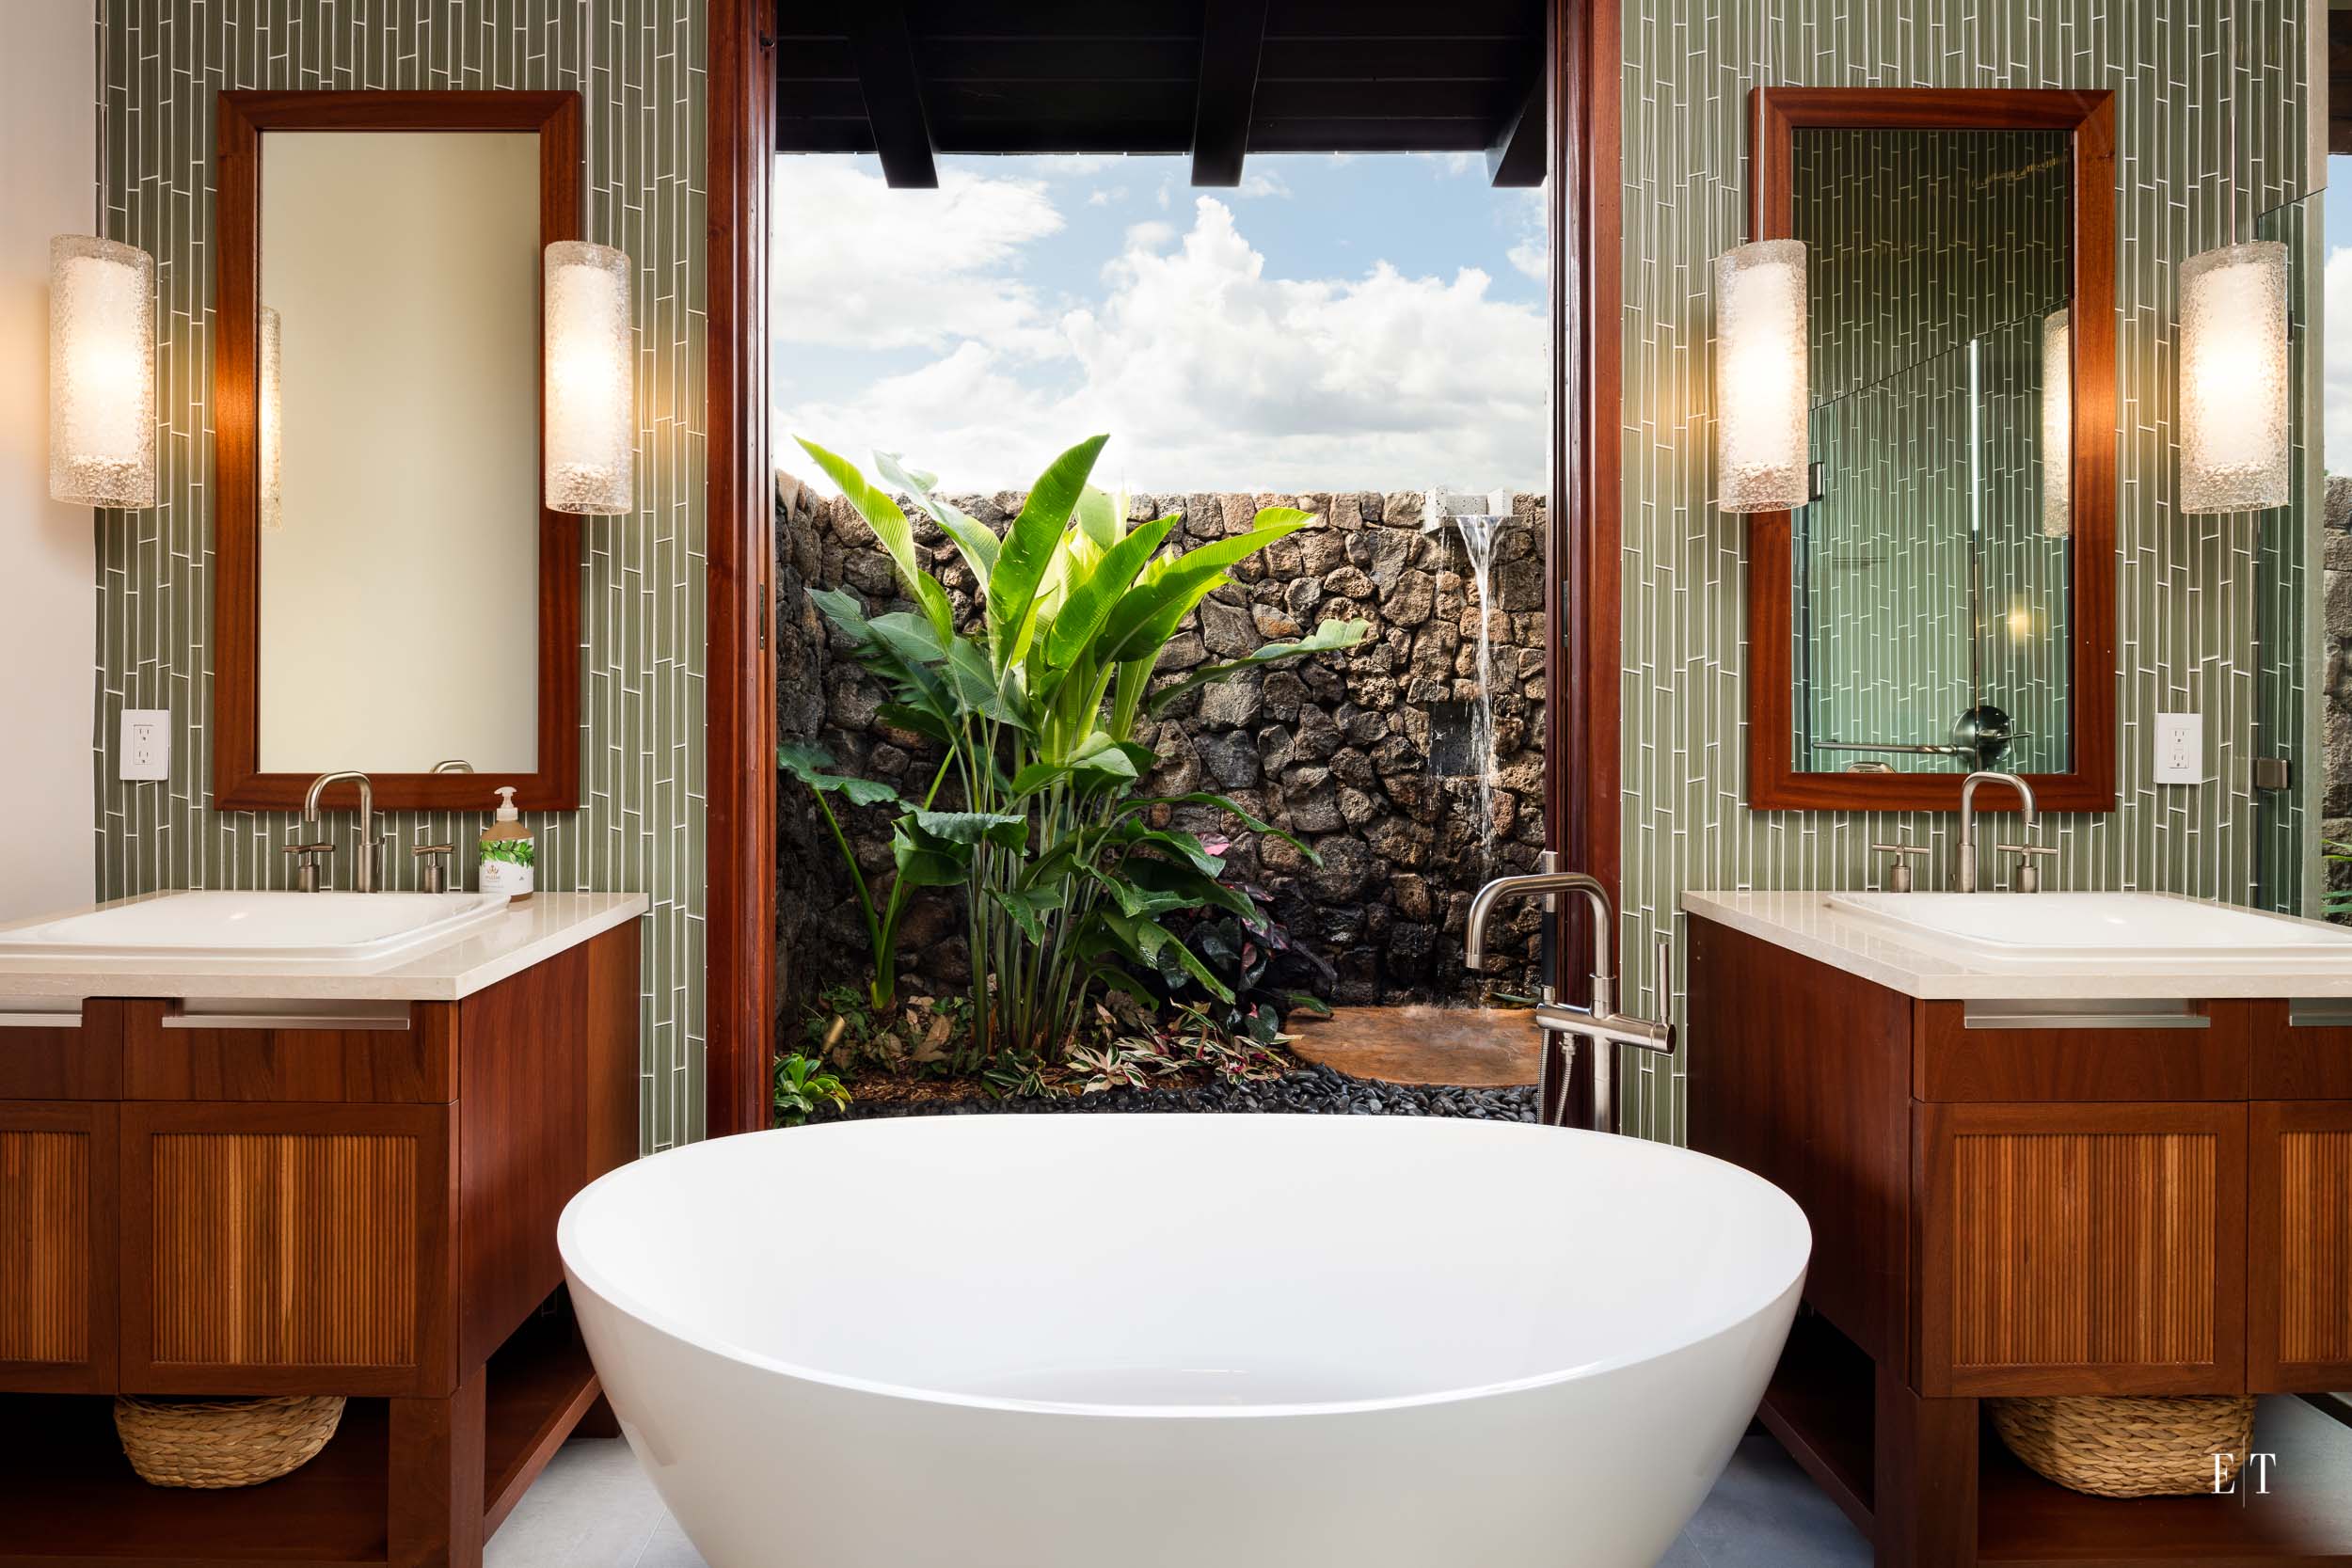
[300,769,379,892]
[1466,865,1674,1132]
[1955,769,2038,894]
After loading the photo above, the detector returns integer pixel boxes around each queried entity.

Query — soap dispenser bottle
[479,786,535,900]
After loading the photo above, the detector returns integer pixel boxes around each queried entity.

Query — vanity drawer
[0,1001,122,1100]
[122,999,455,1102]
[1915,1101,2246,1397]
[2248,1100,2352,1391]
[2249,1001,2352,1100]
[117,1101,454,1397]
[1914,1000,2249,1101]
[0,1102,119,1393]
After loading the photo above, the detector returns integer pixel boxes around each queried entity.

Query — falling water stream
[1451,510,1505,863]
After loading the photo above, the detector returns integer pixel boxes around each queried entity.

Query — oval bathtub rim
[557,1115,1814,1424]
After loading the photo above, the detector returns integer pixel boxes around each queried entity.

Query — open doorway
[706,0,1621,1133]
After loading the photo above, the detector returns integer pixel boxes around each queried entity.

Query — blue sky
[771,152,1548,494]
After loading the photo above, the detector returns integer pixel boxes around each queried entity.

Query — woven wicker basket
[114,1394,345,1489]
[1990,1394,2255,1498]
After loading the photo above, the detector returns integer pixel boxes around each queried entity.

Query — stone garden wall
[773,478,1551,1029]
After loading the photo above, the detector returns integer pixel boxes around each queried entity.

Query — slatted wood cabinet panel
[2250,1099,2352,1391]
[1915,1101,2245,1396]
[0,1102,118,1391]
[119,1101,453,1396]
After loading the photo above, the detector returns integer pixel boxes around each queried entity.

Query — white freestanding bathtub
[560,1115,1808,1568]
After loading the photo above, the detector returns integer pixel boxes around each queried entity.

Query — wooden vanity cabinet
[0,922,639,1568]
[1690,916,2352,1568]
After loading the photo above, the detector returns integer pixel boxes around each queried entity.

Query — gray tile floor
[486,1429,1870,1568]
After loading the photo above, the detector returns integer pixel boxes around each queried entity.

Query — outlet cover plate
[119,709,169,782]
[2153,711,2202,785]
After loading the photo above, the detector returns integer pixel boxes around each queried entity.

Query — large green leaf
[1094,515,1311,666]
[1043,515,1176,669]
[911,810,1029,850]
[1144,618,1371,716]
[866,611,948,669]
[889,817,971,888]
[1073,484,1122,549]
[1099,913,1234,1003]
[777,742,906,809]
[989,435,1108,671]
[878,450,1000,583]
[796,436,917,587]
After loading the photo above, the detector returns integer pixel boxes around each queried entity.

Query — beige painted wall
[257,131,541,775]
[0,0,97,921]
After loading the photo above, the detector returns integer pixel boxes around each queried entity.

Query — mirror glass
[257,131,541,774]
[1788,128,2074,777]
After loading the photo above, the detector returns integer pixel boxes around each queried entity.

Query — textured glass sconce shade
[1713,240,1810,514]
[544,241,635,515]
[2040,309,2072,540]
[2178,240,2289,514]
[259,306,284,532]
[49,234,156,509]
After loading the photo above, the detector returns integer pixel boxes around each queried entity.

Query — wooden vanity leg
[1875,1362,1976,1568]
[390,1362,487,1568]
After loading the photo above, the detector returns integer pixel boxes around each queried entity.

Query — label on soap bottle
[480,836,534,896]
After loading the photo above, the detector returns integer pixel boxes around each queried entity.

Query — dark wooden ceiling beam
[1486,66,1545,185]
[1192,0,1271,186]
[846,1,937,188]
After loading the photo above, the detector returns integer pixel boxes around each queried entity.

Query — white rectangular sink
[0,890,511,965]
[1826,891,2352,967]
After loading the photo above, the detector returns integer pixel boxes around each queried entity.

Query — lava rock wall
[774,480,1550,1027]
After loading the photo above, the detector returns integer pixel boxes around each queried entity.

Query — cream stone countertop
[0,891,648,1004]
[1681,890,2352,1001]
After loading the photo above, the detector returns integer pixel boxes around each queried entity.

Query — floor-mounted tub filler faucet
[1954,769,2043,894]
[294,769,378,893]
[1465,867,1674,1132]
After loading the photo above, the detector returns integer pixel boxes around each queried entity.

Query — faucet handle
[1870,841,1930,893]
[412,843,455,895]
[283,840,333,894]
[1996,843,2058,895]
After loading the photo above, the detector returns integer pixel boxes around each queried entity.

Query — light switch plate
[2153,711,2202,785]
[119,709,169,782]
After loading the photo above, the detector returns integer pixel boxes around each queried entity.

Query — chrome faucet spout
[1955,770,2037,894]
[1465,869,1675,1132]
[302,769,378,893]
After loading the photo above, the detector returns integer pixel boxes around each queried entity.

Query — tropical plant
[778,747,950,1012]
[774,1052,850,1126]
[791,433,1368,1069]
[2327,841,2352,922]
[1116,1001,1293,1086]
[1147,859,1335,1046]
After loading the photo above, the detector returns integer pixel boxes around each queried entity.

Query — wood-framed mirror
[213,88,584,812]
[1745,87,2118,813]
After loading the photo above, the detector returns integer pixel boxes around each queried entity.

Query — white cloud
[2328,248,2352,476]
[770,159,1064,356]
[778,191,1546,494]
[1507,240,1546,280]
[1235,168,1292,198]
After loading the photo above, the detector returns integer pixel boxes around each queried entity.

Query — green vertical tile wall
[1617,0,2320,1144]
[93,0,707,1150]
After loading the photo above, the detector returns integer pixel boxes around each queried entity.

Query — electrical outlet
[2153,711,2202,785]
[119,709,170,782]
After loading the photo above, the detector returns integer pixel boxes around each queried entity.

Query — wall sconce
[544,241,635,515]
[259,306,284,532]
[2040,309,2071,539]
[1713,239,1810,514]
[48,234,156,509]
[2177,240,2289,514]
